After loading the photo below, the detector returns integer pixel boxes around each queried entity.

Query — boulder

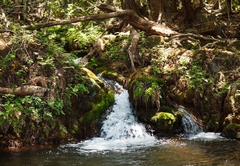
[221,123,240,140]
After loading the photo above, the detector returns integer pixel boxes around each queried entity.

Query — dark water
[0,137,239,166]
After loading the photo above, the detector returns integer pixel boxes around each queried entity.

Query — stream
[0,82,239,166]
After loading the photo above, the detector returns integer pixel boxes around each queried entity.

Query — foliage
[132,77,166,102]
[0,94,64,137]
[129,76,166,110]
[186,62,213,91]
[66,25,102,50]
[101,36,129,62]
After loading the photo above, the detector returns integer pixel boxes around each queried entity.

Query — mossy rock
[193,50,206,61]
[145,35,164,47]
[150,112,176,131]
[160,106,175,114]
[128,72,167,110]
[79,90,114,125]
[64,67,115,139]
[221,123,240,140]
[99,69,125,84]
[174,109,184,119]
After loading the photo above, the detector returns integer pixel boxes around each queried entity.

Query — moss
[79,90,114,125]
[129,75,167,110]
[70,124,79,135]
[100,69,118,80]
[130,77,166,90]
[145,35,164,47]
[160,106,175,114]
[151,112,176,122]
[150,112,176,131]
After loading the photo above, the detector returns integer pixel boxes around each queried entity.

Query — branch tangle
[23,4,177,36]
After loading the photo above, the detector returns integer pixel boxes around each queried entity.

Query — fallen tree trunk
[0,85,47,97]
[22,4,177,36]
[0,76,47,97]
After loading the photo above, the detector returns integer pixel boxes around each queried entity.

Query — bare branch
[0,85,47,97]
[22,4,177,36]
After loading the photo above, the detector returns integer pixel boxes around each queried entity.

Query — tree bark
[182,0,195,23]
[0,85,47,97]
[148,0,164,22]
[128,29,140,71]
[0,76,47,97]
[22,4,177,36]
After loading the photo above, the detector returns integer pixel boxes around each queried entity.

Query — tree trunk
[148,0,164,22]
[182,0,195,23]
[121,0,146,17]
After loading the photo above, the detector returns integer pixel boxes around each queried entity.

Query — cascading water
[65,81,156,152]
[179,108,203,136]
[179,108,226,140]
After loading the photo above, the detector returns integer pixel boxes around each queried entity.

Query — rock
[150,112,176,131]
[0,38,10,56]
[194,9,221,36]
[221,123,240,140]
[145,35,164,47]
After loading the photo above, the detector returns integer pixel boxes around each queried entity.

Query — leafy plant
[1,53,15,68]
[186,63,211,89]
[0,94,66,137]
[66,25,101,50]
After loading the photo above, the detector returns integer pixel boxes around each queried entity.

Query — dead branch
[0,85,47,97]
[0,76,47,97]
[170,33,220,41]
[78,34,116,65]
[22,4,177,36]
[128,28,140,71]
[27,76,47,88]
[0,29,14,33]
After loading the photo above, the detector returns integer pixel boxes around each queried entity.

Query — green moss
[145,35,164,47]
[130,77,166,90]
[70,124,79,135]
[129,75,167,110]
[100,69,119,80]
[79,90,114,125]
[160,106,175,114]
[150,112,176,131]
[151,112,176,122]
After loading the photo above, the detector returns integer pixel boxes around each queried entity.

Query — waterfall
[179,108,203,136]
[65,81,156,152]
[180,108,227,140]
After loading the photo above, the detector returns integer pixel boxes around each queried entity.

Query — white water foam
[188,132,227,141]
[64,82,156,152]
